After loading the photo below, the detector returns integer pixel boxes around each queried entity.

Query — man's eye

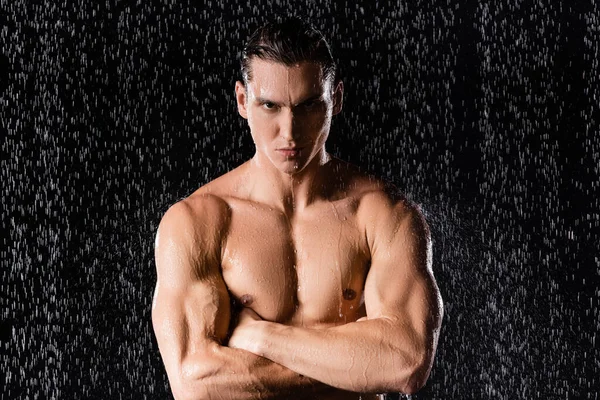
[263,102,276,110]
[302,100,322,109]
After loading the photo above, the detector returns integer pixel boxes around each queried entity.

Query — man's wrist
[251,320,274,356]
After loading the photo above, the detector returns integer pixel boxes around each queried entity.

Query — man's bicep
[358,199,442,392]
[152,200,231,383]
[363,200,442,333]
[152,278,231,382]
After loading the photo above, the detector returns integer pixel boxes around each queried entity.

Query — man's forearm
[174,343,330,400]
[236,318,430,395]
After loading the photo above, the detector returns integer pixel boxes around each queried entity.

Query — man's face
[235,59,343,175]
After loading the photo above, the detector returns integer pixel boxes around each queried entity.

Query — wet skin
[200,160,384,399]
[152,60,443,399]
[220,166,370,328]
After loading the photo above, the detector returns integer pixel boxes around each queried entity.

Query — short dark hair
[240,17,337,85]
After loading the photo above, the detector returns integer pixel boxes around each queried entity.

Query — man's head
[240,17,337,86]
[235,17,343,176]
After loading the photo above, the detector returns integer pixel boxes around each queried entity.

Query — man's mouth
[277,148,302,157]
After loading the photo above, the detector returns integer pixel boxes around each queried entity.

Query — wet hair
[240,17,337,85]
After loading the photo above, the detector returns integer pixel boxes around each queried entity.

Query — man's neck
[246,149,332,216]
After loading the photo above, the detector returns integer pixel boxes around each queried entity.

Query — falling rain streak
[2,0,599,399]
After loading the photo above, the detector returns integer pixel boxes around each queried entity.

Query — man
[152,17,443,400]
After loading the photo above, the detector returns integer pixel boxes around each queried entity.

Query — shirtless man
[152,18,443,399]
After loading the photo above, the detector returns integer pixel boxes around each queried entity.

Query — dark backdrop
[2,0,598,399]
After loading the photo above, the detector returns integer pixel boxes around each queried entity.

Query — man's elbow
[170,371,214,400]
[399,368,430,395]
[171,382,208,400]
[169,353,217,400]
[396,354,433,395]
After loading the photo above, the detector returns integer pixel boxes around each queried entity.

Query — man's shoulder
[347,177,423,228]
[158,193,230,245]
[154,194,229,283]
[168,193,230,219]
[324,158,420,216]
[357,186,411,212]
[350,186,429,266]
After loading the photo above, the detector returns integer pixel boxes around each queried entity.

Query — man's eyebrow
[255,97,278,104]
[296,94,323,105]
[254,94,323,106]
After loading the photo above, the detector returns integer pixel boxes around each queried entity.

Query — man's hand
[228,307,264,354]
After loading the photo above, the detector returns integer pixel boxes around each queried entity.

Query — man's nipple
[343,288,356,300]
[240,294,254,306]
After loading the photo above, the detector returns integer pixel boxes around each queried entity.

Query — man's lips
[277,148,302,157]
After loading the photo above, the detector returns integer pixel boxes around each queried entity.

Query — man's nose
[278,109,298,141]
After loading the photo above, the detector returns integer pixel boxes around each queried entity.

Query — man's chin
[263,153,313,176]
[280,166,303,176]
[278,161,307,176]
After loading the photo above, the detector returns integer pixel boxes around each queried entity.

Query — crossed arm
[152,194,443,399]
[152,198,328,400]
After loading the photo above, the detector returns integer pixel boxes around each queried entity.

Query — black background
[2,0,599,398]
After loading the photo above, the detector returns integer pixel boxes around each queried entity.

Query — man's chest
[221,200,371,326]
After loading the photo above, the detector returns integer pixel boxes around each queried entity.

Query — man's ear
[332,80,344,115]
[235,81,248,119]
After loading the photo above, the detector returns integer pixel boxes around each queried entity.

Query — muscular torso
[222,194,370,328]
[192,159,388,399]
